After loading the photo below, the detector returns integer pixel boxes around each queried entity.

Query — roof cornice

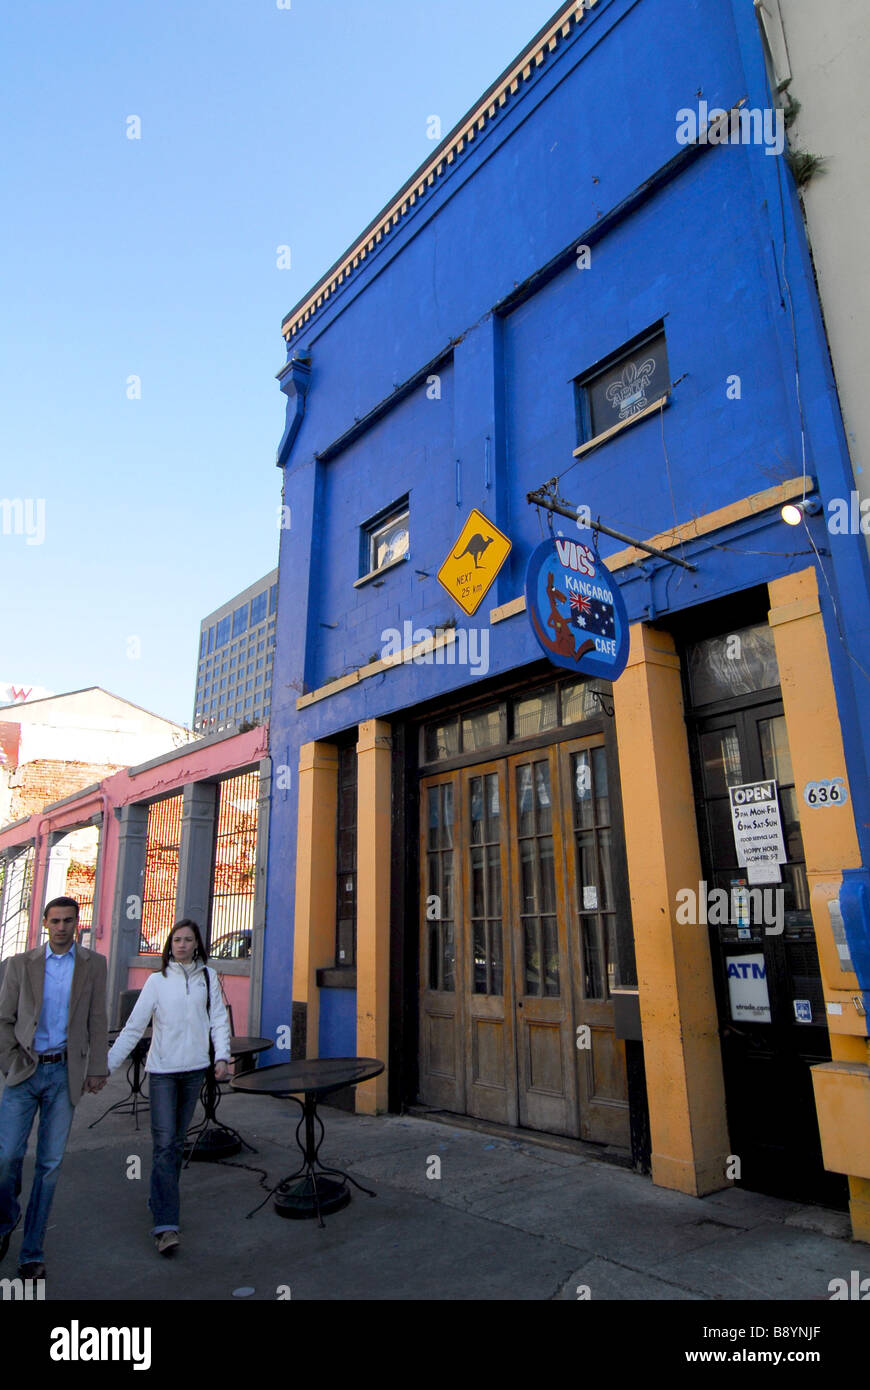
[281,0,600,342]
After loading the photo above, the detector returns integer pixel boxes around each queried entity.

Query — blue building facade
[264,0,870,1236]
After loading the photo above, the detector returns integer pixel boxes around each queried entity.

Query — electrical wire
[766,40,809,509]
[706,542,816,558]
[658,395,689,575]
[801,517,870,686]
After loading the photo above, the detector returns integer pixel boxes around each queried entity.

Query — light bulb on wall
[781,496,822,526]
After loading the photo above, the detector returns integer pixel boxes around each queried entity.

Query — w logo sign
[9,687,31,702]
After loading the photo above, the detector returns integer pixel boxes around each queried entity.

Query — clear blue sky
[0,0,561,728]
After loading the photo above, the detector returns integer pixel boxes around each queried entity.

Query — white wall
[769,0,870,553]
[9,689,190,769]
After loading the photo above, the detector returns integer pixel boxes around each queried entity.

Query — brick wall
[7,759,123,824]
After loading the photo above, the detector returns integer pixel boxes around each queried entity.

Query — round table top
[230,1057,384,1098]
[229,1036,273,1055]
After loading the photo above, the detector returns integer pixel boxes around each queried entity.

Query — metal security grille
[208,770,259,958]
[0,846,35,961]
[141,795,183,954]
[74,872,96,935]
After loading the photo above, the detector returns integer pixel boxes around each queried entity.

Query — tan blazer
[0,944,109,1104]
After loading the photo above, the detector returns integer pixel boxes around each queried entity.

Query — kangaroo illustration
[453,533,494,569]
[529,571,595,662]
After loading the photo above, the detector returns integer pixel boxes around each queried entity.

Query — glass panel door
[427,781,456,993]
[462,763,516,1125]
[562,738,630,1145]
[508,747,577,1137]
[418,775,464,1112]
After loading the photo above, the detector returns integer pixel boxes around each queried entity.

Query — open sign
[731,783,774,804]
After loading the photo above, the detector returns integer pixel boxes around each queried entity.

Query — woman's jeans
[147,1069,206,1233]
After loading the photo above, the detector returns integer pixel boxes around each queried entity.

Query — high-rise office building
[193,569,278,735]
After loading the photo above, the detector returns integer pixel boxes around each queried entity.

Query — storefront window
[425,719,459,762]
[462,705,503,752]
[561,678,613,725]
[514,687,557,738]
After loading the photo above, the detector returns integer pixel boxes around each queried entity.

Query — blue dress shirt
[33,942,76,1053]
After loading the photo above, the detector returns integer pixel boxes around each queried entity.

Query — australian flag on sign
[569,589,615,639]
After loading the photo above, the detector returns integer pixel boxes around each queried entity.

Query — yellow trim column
[355,719,392,1114]
[613,623,730,1195]
[768,569,870,1243]
[291,741,339,1058]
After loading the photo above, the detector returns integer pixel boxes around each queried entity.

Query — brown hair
[43,896,80,922]
[161,919,209,975]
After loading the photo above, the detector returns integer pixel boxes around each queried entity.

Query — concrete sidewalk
[1,1070,862,1301]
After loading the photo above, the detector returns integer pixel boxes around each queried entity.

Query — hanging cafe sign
[525,536,630,679]
[524,487,698,681]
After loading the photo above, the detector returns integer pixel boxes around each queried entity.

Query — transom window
[422,677,612,765]
[687,623,780,707]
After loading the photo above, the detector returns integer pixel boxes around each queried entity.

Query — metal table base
[89,1042,149,1130]
[250,1093,376,1227]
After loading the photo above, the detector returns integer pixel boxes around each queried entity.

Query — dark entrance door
[690,698,848,1208]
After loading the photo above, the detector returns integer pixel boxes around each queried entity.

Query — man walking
[0,896,108,1279]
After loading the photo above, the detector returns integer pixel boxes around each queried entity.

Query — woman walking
[108,919,232,1255]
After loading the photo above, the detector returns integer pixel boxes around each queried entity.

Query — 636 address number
[803,778,848,807]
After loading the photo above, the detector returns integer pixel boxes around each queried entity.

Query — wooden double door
[419,737,630,1145]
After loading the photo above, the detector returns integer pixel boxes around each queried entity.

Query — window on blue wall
[216,616,231,648]
[269,582,278,615]
[361,497,409,577]
[232,603,249,637]
[251,591,267,626]
[575,325,669,445]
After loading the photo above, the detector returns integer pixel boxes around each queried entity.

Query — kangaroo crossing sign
[438,509,511,616]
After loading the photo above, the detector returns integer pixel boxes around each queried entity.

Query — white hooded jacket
[107,960,231,1075]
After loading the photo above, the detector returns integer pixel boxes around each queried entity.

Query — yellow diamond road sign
[437,509,511,616]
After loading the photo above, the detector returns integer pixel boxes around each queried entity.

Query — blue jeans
[148,1069,206,1234]
[0,1060,76,1264]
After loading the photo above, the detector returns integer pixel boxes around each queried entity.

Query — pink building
[0,726,270,1037]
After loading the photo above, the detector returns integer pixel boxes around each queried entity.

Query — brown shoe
[155,1231,179,1257]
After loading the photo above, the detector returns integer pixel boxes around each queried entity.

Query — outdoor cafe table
[184,1035,273,1163]
[89,1028,152,1131]
[231,1058,385,1225]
